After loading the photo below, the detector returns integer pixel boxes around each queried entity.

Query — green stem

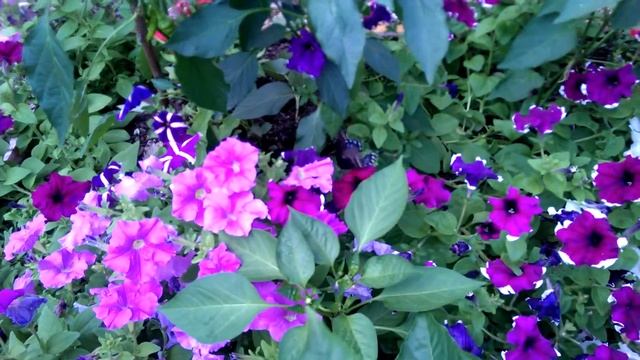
[482,328,507,344]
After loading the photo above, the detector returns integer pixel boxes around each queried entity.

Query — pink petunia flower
[13,270,35,295]
[38,249,96,289]
[283,158,334,193]
[103,218,177,282]
[481,259,545,295]
[198,243,242,277]
[202,191,268,236]
[249,282,306,341]
[488,186,542,238]
[91,281,162,329]
[172,326,228,359]
[171,167,217,225]
[266,182,321,225]
[113,172,164,201]
[58,210,110,250]
[407,168,451,208]
[3,214,47,260]
[314,211,348,235]
[203,137,259,192]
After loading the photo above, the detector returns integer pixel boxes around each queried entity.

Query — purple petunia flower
[482,259,544,294]
[446,321,483,357]
[444,82,459,97]
[5,296,46,326]
[362,2,392,30]
[159,133,201,172]
[585,64,638,108]
[593,156,640,205]
[0,112,14,135]
[476,221,501,240]
[281,147,322,168]
[488,186,542,239]
[555,211,624,268]
[287,29,326,78]
[586,344,629,360]
[32,172,91,221]
[611,286,640,341]
[116,85,153,121]
[560,70,591,103]
[504,316,558,360]
[444,0,477,27]
[450,240,471,256]
[344,275,373,302]
[450,154,500,190]
[152,111,190,144]
[91,162,122,189]
[249,282,307,342]
[407,168,451,209]
[0,289,24,314]
[539,243,563,267]
[512,104,567,134]
[526,289,560,324]
[0,33,22,65]
[359,240,394,255]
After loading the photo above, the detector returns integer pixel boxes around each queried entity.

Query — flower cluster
[561,64,638,108]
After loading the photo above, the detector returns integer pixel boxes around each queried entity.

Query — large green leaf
[363,38,401,83]
[231,82,294,119]
[239,12,287,50]
[488,69,545,101]
[317,60,350,118]
[167,3,248,58]
[397,0,449,84]
[219,52,258,110]
[376,267,483,312]
[398,314,470,360]
[175,55,228,112]
[499,14,577,69]
[555,0,620,23]
[287,209,339,266]
[612,0,640,29]
[308,0,365,88]
[220,231,284,281]
[277,218,316,286]
[345,157,408,251]
[360,255,415,289]
[23,15,74,144]
[159,273,270,343]
[295,108,326,151]
[279,308,356,360]
[332,314,378,360]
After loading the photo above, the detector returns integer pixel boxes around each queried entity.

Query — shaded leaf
[175,55,228,112]
[295,108,326,151]
[398,314,469,360]
[360,255,415,289]
[489,69,545,101]
[277,218,316,286]
[220,231,284,281]
[220,52,259,110]
[363,38,401,82]
[317,60,350,118]
[231,82,293,119]
[332,314,378,360]
[287,209,339,266]
[612,0,640,29]
[555,0,620,23]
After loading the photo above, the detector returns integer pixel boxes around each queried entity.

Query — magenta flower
[91,281,162,330]
[593,156,640,205]
[332,167,376,210]
[482,259,544,294]
[172,326,228,359]
[203,137,259,192]
[450,154,500,190]
[171,167,216,225]
[586,345,628,360]
[113,172,164,201]
[283,157,334,193]
[32,172,91,221]
[198,243,242,277]
[3,214,46,260]
[556,211,623,267]
[611,286,640,341]
[505,316,557,360]
[512,104,566,134]
[160,133,201,172]
[104,218,177,282]
[0,112,14,135]
[58,210,110,250]
[407,168,451,208]
[202,191,268,237]
[585,64,638,108]
[488,187,542,238]
[444,0,476,27]
[314,211,348,235]
[560,70,591,103]
[38,249,96,289]
[0,34,22,65]
[287,29,326,78]
[249,282,306,341]
[156,252,195,282]
[266,182,321,225]
[0,289,24,314]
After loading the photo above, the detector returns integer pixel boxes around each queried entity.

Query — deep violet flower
[103,218,177,282]
[611,286,640,341]
[481,259,544,294]
[32,172,91,221]
[5,296,46,326]
[249,282,307,341]
[0,112,14,135]
[407,168,451,208]
[526,289,561,323]
[360,240,394,255]
[476,221,501,240]
[362,2,392,30]
[116,85,153,121]
[450,241,471,256]
[198,243,242,277]
[555,211,624,268]
[281,148,321,167]
[58,210,110,250]
[585,64,638,108]
[91,162,122,189]
[38,249,96,289]
[266,182,322,225]
[287,29,326,78]
[560,70,591,103]
[156,252,195,283]
[152,111,190,144]
[203,137,259,192]
[91,281,162,329]
[160,133,201,172]
[113,172,164,201]
[314,211,348,235]
[3,213,46,260]
[512,104,567,134]
[332,167,376,210]
[444,0,477,27]
[450,154,500,190]
[283,157,334,193]
[344,275,373,302]
[586,345,629,360]
[504,316,557,360]
[0,33,22,65]
[488,186,542,238]
[202,190,268,237]
[446,321,483,357]
[593,156,640,205]
[0,289,24,314]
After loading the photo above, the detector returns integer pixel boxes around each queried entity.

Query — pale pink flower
[171,168,217,225]
[139,155,165,172]
[172,326,228,359]
[283,158,334,193]
[91,281,162,329]
[3,214,46,260]
[198,243,242,277]
[38,249,96,289]
[202,191,268,236]
[58,210,110,250]
[13,270,35,294]
[203,137,259,192]
[249,282,306,341]
[113,172,163,201]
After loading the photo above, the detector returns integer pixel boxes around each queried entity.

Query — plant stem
[129,0,162,78]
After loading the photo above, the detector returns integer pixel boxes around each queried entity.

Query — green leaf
[23,15,74,144]
[398,314,469,360]
[239,12,286,50]
[506,236,528,262]
[489,69,545,101]
[220,52,259,110]
[377,267,483,312]
[317,60,350,118]
[498,14,577,69]
[277,217,316,286]
[111,141,140,172]
[372,126,388,148]
[175,55,228,112]
[424,211,458,235]
[332,314,378,360]
[231,82,293,119]
[279,308,356,360]
[37,306,64,342]
[287,209,339,266]
[3,167,31,185]
[612,0,640,29]
[136,342,162,357]
[159,273,270,344]
[308,0,366,88]
[555,0,620,23]
[360,255,415,288]
[220,231,284,281]
[46,331,80,355]
[346,157,409,251]
[469,73,502,97]
[363,38,401,82]
[167,3,248,58]
[295,108,326,151]
[397,0,449,83]
[86,94,112,113]
[430,113,458,136]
